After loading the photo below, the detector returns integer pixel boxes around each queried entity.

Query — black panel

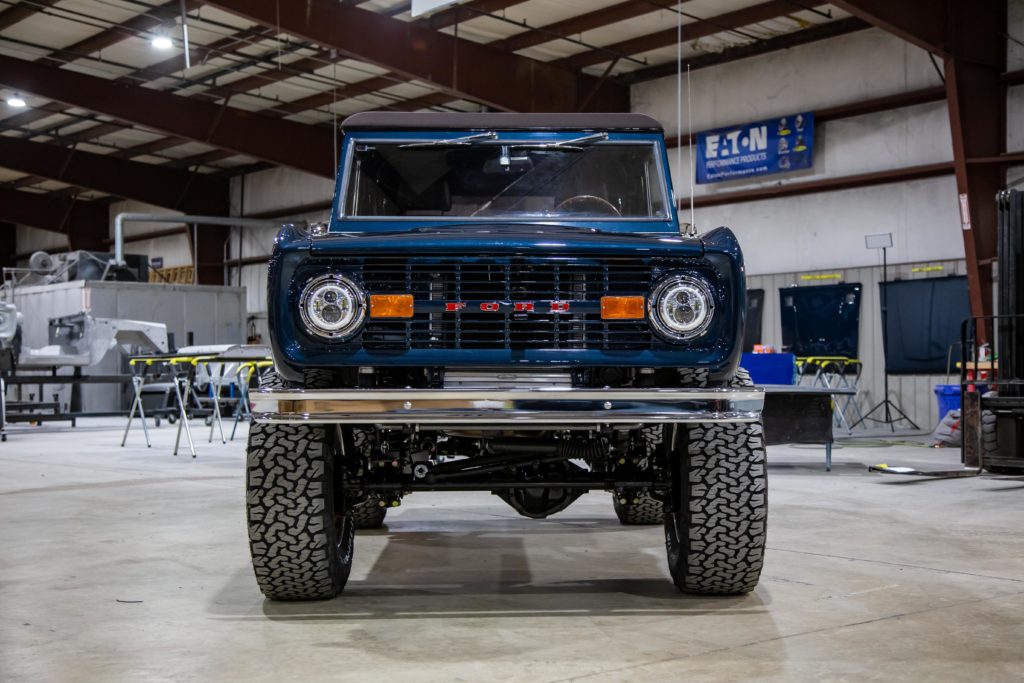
[762,391,834,446]
[743,288,764,352]
[881,276,970,375]
[779,283,862,358]
[69,251,149,282]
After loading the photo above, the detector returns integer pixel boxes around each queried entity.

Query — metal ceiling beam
[0,54,336,178]
[2,3,526,175]
[0,0,58,31]
[202,0,628,112]
[198,52,333,102]
[680,161,954,208]
[0,136,228,214]
[664,82,948,150]
[554,0,825,71]
[193,3,530,116]
[0,6,182,132]
[492,0,682,53]
[422,0,529,31]
[245,0,646,116]
[0,7,267,188]
[621,16,870,84]
[36,1,201,69]
[120,25,277,86]
[0,99,66,131]
[11,26,281,173]
[830,0,948,56]
[0,188,108,250]
[5,121,122,190]
[234,2,532,115]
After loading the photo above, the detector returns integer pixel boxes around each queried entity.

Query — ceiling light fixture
[6,95,26,108]
[151,35,173,50]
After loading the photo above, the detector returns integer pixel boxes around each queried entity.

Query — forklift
[871,189,1023,476]
[961,190,1024,473]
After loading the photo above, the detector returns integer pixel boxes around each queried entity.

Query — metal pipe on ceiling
[112,212,295,266]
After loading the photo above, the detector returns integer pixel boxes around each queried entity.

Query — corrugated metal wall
[747,258,969,433]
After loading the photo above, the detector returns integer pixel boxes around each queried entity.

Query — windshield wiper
[509,132,608,151]
[399,132,498,149]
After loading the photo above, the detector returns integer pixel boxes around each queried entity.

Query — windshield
[342,141,669,220]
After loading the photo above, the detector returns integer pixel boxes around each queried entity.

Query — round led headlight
[649,275,715,341]
[298,273,365,340]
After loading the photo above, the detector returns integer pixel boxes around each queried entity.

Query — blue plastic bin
[741,352,797,385]
[934,384,960,418]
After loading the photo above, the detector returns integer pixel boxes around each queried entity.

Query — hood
[308,223,706,257]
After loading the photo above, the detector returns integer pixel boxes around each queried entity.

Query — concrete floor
[1,419,1023,682]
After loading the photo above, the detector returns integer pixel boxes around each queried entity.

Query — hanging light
[6,94,26,108]
[151,34,173,50]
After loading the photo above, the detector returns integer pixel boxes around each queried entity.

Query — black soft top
[341,112,663,132]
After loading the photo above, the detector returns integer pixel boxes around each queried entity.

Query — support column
[188,225,231,286]
[946,56,1004,319]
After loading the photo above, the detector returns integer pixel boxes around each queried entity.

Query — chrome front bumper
[250,387,764,426]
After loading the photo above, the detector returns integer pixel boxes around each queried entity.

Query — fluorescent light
[6,96,26,108]
[151,36,173,50]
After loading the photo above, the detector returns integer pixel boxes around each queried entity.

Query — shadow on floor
[212,523,771,622]
[766,460,867,474]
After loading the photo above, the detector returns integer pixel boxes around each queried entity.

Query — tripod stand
[851,243,919,431]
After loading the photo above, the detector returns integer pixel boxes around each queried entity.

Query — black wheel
[664,367,767,595]
[246,371,354,600]
[982,408,1024,475]
[613,492,663,525]
[351,500,388,529]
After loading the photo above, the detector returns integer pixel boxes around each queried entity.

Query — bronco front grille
[314,256,692,351]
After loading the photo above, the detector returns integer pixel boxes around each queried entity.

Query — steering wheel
[554,195,621,216]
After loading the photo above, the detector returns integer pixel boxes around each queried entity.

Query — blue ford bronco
[247,112,766,600]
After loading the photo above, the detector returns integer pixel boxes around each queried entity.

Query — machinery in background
[3,268,246,418]
[961,190,1024,473]
[1,311,168,431]
[5,250,149,288]
[1,246,247,438]
[18,314,167,370]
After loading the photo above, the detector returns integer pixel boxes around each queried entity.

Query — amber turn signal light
[370,293,414,318]
[601,296,645,320]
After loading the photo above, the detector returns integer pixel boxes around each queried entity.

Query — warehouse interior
[1,1,1023,681]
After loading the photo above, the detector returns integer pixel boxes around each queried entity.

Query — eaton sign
[695,112,814,184]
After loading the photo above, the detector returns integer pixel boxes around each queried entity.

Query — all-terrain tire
[246,371,354,600]
[664,367,767,595]
[613,493,663,525]
[351,501,388,529]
